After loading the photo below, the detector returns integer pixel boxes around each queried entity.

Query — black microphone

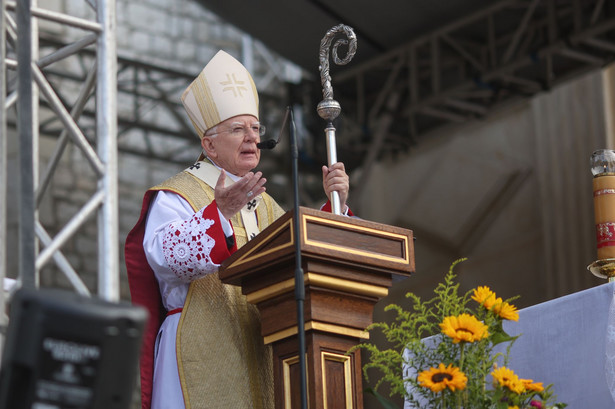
[257,106,291,150]
[256,139,278,150]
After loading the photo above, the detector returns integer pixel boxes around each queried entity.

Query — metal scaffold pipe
[96,0,119,302]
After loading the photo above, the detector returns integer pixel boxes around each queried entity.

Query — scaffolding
[0,1,304,344]
[0,0,119,342]
[325,0,615,201]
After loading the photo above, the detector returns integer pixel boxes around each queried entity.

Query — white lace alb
[161,212,218,282]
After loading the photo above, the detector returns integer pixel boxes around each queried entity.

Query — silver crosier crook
[317,24,357,215]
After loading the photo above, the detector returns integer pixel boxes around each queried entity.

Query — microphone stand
[284,24,357,408]
[288,106,308,409]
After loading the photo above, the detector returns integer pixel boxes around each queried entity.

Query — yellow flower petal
[521,378,544,392]
[472,286,497,309]
[440,313,489,343]
[491,366,525,394]
[417,363,467,393]
[493,301,519,321]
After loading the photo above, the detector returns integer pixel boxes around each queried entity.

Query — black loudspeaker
[0,287,147,409]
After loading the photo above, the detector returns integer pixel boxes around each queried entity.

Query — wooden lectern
[219,207,414,409]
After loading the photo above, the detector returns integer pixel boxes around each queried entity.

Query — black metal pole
[289,106,308,409]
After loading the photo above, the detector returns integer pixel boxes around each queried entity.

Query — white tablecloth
[500,281,615,409]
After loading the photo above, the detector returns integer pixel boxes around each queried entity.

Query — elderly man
[125,51,352,409]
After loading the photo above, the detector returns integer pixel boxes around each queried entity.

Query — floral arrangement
[354,259,566,409]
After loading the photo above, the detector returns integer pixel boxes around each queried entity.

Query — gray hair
[203,125,219,138]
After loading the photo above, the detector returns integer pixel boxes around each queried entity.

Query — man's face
[201,115,262,176]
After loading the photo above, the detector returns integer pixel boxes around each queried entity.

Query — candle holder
[587,149,615,281]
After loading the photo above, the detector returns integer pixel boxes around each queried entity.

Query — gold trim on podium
[321,352,353,409]
[246,277,296,304]
[302,214,411,265]
[246,272,389,304]
[231,218,295,267]
[282,355,297,409]
[306,273,389,298]
[283,355,309,409]
[264,321,370,345]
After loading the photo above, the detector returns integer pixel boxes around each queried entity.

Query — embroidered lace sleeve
[143,191,232,286]
[161,212,219,282]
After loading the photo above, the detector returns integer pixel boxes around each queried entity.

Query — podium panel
[219,207,414,409]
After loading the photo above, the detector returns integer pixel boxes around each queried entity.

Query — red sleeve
[201,199,237,263]
[321,200,355,216]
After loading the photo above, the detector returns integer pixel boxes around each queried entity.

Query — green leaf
[494,401,509,409]
[364,387,401,409]
[490,321,518,346]
[490,330,516,346]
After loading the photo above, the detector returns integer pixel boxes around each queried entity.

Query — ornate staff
[317,24,357,215]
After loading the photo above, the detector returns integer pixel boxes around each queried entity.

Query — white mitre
[181,50,259,139]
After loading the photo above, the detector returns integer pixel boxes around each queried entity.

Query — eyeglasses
[206,123,266,138]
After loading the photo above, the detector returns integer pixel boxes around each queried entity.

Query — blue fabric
[500,282,615,409]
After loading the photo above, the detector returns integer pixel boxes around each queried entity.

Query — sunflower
[417,363,467,393]
[521,379,544,393]
[491,366,525,394]
[440,313,489,343]
[472,286,497,309]
[493,301,519,321]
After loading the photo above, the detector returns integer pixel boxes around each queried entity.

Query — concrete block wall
[114,0,243,73]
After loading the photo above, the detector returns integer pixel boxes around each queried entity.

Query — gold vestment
[153,168,284,409]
